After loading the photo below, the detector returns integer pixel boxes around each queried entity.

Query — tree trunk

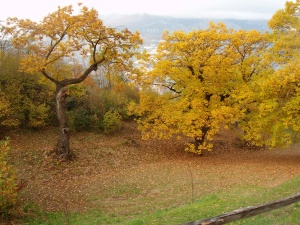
[194,126,210,151]
[194,137,203,151]
[53,85,72,159]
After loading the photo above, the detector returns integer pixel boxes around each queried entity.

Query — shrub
[66,80,139,133]
[0,137,18,218]
[0,50,55,130]
[103,110,122,134]
[74,109,92,131]
[0,90,19,130]
[68,109,92,132]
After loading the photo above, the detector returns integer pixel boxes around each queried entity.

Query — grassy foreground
[21,175,300,225]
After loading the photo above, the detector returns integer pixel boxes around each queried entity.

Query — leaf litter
[7,122,300,216]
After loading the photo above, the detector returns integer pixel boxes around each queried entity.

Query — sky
[0,0,290,22]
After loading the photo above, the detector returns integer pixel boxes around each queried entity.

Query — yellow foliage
[234,1,300,147]
[0,49,54,129]
[129,23,271,153]
[28,103,50,128]
[5,4,143,85]
[0,91,19,127]
[240,59,300,147]
[268,0,300,64]
[128,10,299,152]
[79,2,300,151]
[4,3,143,158]
[0,138,18,215]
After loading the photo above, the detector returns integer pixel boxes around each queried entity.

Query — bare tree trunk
[53,85,72,159]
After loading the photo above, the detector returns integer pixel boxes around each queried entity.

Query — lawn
[7,122,300,224]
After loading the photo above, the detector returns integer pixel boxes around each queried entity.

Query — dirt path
[9,123,300,215]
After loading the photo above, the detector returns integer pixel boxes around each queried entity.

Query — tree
[129,23,270,154]
[1,52,54,128]
[1,31,52,132]
[0,25,13,59]
[5,4,142,159]
[268,0,300,65]
[236,61,300,147]
[236,0,300,147]
[0,26,19,131]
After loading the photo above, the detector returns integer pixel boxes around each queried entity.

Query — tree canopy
[130,0,300,154]
[129,23,272,153]
[239,0,300,147]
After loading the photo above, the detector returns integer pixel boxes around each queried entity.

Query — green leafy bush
[73,109,92,131]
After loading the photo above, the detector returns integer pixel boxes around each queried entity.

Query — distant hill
[103,14,269,45]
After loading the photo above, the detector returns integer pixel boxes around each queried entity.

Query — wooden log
[182,192,300,225]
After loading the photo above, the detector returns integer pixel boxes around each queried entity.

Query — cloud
[93,0,287,19]
[0,0,288,21]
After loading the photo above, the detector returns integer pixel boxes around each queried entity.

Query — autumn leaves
[130,1,300,153]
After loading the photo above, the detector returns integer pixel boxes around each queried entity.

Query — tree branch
[61,47,108,86]
[41,68,59,84]
[45,24,70,60]
[152,82,182,94]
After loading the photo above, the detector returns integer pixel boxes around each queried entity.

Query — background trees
[66,77,139,133]
[5,4,143,158]
[238,0,300,147]
[0,37,53,135]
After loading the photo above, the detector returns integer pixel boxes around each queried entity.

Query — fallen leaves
[7,122,300,216]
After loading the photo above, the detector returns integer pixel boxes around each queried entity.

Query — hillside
[9,122,300,224]
[103,14,269,45]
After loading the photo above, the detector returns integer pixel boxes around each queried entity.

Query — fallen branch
[181,192,300,225]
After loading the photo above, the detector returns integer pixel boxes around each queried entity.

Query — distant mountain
[103,14,269,45]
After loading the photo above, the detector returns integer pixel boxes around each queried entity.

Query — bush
[0,137,18,218]
[66,82,139,133]
[73,109,92,132]
[103,110,122,134]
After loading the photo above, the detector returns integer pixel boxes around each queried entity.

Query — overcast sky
[0,0,290,21]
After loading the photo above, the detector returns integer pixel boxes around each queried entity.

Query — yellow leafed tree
[5,4,143,159]
[129,23,271,154]
[237,62,300,147]
[236,0,300,147]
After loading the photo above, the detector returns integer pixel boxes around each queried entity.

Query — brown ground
[8,122,300,217]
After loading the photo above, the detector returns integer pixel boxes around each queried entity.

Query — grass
[21,175,300,225]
